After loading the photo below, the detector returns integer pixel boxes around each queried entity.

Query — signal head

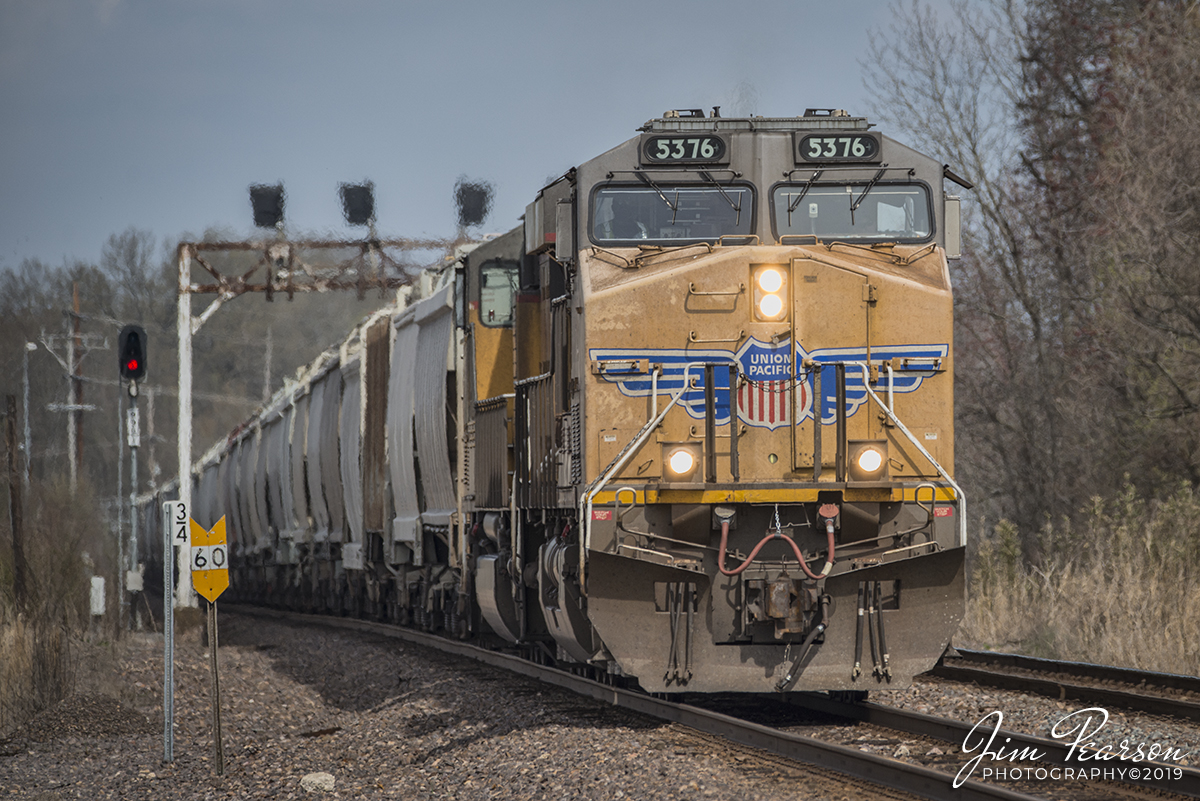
[118,324,148,381]
[340,182,375,226]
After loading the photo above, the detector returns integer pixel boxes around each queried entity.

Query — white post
[22,342,35,492]
[176,246,196,607]
[116,388,125,635]
[128,390,140,629]
[262,325,272,404]
[67,317,77,495]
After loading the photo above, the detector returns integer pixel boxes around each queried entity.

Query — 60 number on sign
[191,543,227,571]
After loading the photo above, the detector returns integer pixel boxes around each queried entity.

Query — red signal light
[118,324,147,381]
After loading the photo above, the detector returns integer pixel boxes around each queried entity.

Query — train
[139,108,969,695]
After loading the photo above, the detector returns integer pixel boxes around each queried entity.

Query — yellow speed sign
[190,516,229,603]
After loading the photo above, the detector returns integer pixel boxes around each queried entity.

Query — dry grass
[0,614,75,734]
[961,482,1200,676]
[1,477,113,735]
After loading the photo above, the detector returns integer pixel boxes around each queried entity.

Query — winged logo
[588,338,948,431]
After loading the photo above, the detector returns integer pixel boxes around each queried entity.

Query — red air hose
[717,519,835,580]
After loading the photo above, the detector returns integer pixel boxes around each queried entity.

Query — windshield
[592,184,754,245]
[772,183,932,242]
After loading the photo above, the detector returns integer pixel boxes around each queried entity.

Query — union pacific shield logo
[737,338,801,431]
[588,339,947,430]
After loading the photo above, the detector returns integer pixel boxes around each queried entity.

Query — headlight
[848,439,889,481]
[752,265,788,322]
[758,294,784,318]
[667,448,696,476]
[856,448,883,473]
[757,267,784,293]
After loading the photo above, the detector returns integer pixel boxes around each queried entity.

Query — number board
[190,516,229,603]
[640,134,729,165]
[795,132,882,163]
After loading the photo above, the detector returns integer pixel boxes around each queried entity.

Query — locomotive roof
[640,109,871,133]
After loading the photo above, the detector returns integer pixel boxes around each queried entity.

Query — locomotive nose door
[791,259,871,473]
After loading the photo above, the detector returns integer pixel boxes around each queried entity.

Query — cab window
[478,260,517,327]
[772,183,932,242]
[592,184,754,245]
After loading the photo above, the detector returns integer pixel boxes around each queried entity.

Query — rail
[788,693,1200,798]
[953,648,1200,694]
[936,650,1200,724]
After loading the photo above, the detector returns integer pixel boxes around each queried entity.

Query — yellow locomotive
[173,108,967,695]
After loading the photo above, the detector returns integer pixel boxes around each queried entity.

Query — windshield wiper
[786,168,824,227]
[636,172,679,224]
[850,164,889,225]
[698,171,742,227]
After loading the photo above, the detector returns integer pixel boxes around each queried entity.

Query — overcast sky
[1,0,926,269]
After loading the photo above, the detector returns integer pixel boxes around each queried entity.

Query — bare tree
[1092,3,1200,485]
[861,0,1188,548]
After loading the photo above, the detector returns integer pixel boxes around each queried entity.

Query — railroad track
[783,692,1200,799]
[934,648,1200,724]
[225,606,1196,801]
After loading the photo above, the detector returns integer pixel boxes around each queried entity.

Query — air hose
[717,519,835,580]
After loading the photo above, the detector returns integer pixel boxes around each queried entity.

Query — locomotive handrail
[633,241,714,270]
[716,234,760,247]
[688,330,744,344]
[514,371,553,388]
[614,486,718,554]
[580,361,711,594]
[475,393,514,411]
[687,281,744,297]
[589,246,634,269]
[779,234,819,246]
[848,361,967,548]
[781,164,915,179]
[823,240,939,266]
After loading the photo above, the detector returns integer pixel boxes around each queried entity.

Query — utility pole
[68,296,79,492]
[147,385,160,483]
[262,325,273,404]
[41,290,106,496]
[177,245,195,608]
[22,342,36,493]
[6,396,29,612]
[73,285,84,486]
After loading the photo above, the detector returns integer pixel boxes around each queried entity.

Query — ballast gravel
[0,611,916,801]
[3,611,1197,800]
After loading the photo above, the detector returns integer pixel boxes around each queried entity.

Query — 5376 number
[797,134,880,162]
[643,135,727,163]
